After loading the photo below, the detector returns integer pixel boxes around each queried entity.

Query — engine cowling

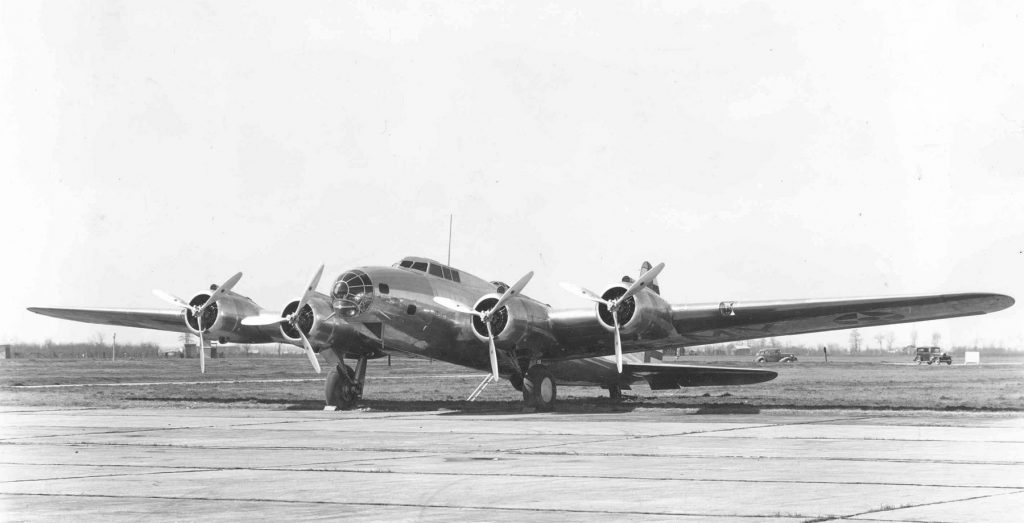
[470,294,555,348]
[277,293,353,348]
[185,291,262,339]
[595,285,675,340]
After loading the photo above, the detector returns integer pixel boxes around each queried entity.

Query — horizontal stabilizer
[623,362,777,389]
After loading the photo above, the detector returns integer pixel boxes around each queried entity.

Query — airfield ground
[1,356,1022,522]
[1,355,1022,411]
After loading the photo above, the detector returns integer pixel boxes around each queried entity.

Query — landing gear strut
[522,365,556,412]
[325,355,368,410]
[607,385,622,400]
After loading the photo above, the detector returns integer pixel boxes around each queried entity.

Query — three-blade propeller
[560,262,665,373]
[240,265,324,374]
[433,271,534,382]
[153,272,243,374]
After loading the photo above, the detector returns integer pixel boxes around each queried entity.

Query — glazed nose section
[331,270,374,317]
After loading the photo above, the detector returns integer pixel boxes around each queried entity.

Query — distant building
[732,344,752,356]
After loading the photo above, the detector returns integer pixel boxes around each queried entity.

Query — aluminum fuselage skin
[333,264,666,387]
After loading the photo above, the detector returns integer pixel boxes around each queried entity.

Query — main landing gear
[607,385,623,400]
[522,365,556,412]
[325,356,368,410]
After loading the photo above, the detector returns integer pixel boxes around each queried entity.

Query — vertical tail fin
[640,261,660,295]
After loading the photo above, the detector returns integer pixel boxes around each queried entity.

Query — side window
[406,304,417,315]
[400,260,413,268]
[441,266,452,280]
[378,283,390,294]
[411,262,428,272]
[450,270,461,283]
[428,264,443,277]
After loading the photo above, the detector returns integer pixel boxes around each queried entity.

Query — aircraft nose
[331,269,374,317]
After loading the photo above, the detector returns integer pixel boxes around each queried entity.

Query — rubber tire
[522,365,556,412]
[755,357,766,363]
[325,364,358,410]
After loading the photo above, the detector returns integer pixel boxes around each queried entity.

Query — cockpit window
[411,261,428,272]
[450,270,460,283]
[399,260,413,268]
[428,264,443,277]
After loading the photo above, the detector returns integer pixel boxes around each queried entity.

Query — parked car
[913,346,952,365]
[754,348,798,363]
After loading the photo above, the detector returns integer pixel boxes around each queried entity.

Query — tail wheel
[325,364,358,410]
[523,365,556,412]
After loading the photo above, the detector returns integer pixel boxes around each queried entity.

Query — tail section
[640,261,661,295]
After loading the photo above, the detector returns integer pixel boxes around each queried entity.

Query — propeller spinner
[433,271,534,382]
[153,272,243,374]
[560,262,665,373]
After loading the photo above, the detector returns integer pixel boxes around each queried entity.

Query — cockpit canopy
[396,257,461,283]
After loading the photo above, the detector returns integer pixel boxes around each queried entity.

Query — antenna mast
[447,214,453,265]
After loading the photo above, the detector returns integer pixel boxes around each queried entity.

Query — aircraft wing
[623,362,777,389]
[671,292,1014,346]
[28,307,188,334]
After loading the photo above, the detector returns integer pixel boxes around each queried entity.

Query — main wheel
[325,364,358,410]
[756,357,766,363]
[522,365,556,412]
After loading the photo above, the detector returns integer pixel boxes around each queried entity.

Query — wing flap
[623,362,777,389]
[28,307,188,334]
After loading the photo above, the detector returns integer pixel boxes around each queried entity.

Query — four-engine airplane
[29,257,1014,411]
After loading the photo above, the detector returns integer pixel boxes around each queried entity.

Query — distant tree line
[685,333,1020,357]
[3,341,309,359]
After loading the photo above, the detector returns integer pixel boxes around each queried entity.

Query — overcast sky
[2,1,1022,350]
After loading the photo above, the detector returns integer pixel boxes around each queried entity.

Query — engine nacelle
[185,291,263,340]
[278,293,353,348]
[595,285,676,340]
[470,294,555,348]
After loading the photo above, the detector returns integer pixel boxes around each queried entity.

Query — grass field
[2,354,1022,412]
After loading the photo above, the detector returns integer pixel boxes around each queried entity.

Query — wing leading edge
[672,292,1014,347]
[27,307,188,334]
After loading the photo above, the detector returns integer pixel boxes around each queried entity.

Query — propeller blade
[198,272,243,313]
[296,265,325,314]
[559,282,606,305]
[297,329,322,374]
[485,321,500,382]
[612,308,622,374]
[490,271,534,314]
[197,315,206,374]
[433,296,480,316]
[241,314,287,326]
[153,289,191,310]
[617,262,665,305]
